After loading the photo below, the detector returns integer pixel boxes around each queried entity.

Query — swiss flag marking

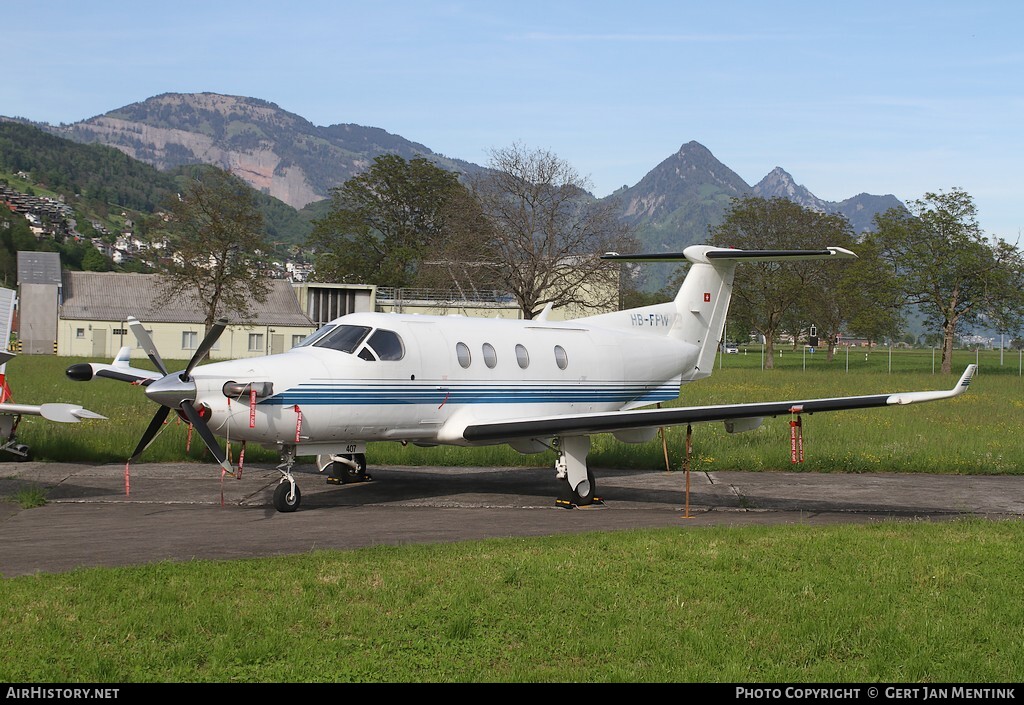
[703,292,711,303]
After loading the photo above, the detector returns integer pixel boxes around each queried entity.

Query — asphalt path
[1,460,1022,577]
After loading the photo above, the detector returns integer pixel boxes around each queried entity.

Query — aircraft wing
[0,402,106,422]
[461,365,977,443]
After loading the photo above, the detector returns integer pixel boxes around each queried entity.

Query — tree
[872,188,1024,374]
[157,166,271,333]
[826,234,902,351]
[709,197,862,368]
[470,144,635,319]
[81,247,111,272]
[307,155,467,287]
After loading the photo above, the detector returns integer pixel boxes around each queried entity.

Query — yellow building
[57,271,316,361]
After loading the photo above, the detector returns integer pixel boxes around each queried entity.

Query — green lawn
[2,520,1022,682]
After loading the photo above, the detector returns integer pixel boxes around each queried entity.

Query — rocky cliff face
[51,93,477,209]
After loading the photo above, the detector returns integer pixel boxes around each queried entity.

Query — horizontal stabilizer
[602,246,857,263]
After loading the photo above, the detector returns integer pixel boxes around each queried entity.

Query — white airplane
[0,287,105,460]
[65,246,976,512]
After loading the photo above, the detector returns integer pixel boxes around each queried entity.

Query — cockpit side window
[366,329,405,361]
[312,325,371,353]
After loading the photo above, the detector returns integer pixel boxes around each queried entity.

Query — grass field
[2,520,1023,682]
[5,347,1021,475]
[2,350,1022,683]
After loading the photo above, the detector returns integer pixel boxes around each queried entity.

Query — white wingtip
[38,403,106,423]
[71,408,107,421]
[887,365,978,405]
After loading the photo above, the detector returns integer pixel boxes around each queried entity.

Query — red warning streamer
[249,388,257,428]
[294,405,303,442]
[789,406,804,463]
[237,441,246,479]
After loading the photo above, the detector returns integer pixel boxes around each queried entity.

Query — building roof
[17,251,62,285]
[60,272,314,327]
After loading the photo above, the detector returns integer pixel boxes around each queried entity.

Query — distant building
[58,271,316,360]
[16,251,62,354]
[15,250,618,357]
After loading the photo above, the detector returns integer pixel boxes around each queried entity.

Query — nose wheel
[273,446,302,512]
[273,480,301,512]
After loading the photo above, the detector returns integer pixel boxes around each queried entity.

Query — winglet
[37,403,107,423]
[886,365,978,405]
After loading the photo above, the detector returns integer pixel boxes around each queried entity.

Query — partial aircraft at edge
[65,246,976,512]
[0,287,105,460]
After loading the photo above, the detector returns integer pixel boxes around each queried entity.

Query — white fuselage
[187,311,697,454]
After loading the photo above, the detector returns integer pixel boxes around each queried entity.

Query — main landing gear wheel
[560,467,597,507]
[273,481,301,512]
[327,453,371,484]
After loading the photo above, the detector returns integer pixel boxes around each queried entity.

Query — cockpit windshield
[311,325,372,353]
[294,324,403,360]
[293,324,336,348]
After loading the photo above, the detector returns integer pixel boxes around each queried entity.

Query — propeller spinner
[127,317,231,472]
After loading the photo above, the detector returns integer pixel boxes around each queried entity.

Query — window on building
[182,331,198,350]
[76,328,85,339]
[291,334,305,348]
[248,333,264,352]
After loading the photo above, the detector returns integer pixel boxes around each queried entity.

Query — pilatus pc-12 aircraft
[66,246,976,512]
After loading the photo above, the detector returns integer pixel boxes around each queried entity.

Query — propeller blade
[130,405,171,462]
[127,317,168,376]
[182,318,228,381]
[180,400,231,472]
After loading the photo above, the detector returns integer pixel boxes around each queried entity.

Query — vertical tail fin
[602,246,856,380]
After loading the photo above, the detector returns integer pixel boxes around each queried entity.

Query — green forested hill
[0,121,314,249]
[0,120,177,215]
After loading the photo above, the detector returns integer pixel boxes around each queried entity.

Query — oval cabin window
[515,344,530,369]
[554,345,568,370]
[482,343,498,369]
[456,342,472,368]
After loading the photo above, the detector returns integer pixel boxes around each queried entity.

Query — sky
[4,1,1022,239]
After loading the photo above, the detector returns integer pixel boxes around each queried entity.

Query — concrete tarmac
[1,460,1022,577]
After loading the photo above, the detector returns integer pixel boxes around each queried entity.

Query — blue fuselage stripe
[260,384,679,406]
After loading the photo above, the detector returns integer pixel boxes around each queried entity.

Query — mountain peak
[753,167,828,212]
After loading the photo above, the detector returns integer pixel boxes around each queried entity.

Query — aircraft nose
[145,373,197,409]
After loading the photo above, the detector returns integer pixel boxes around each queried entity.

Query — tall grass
[8,351,1023,474]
